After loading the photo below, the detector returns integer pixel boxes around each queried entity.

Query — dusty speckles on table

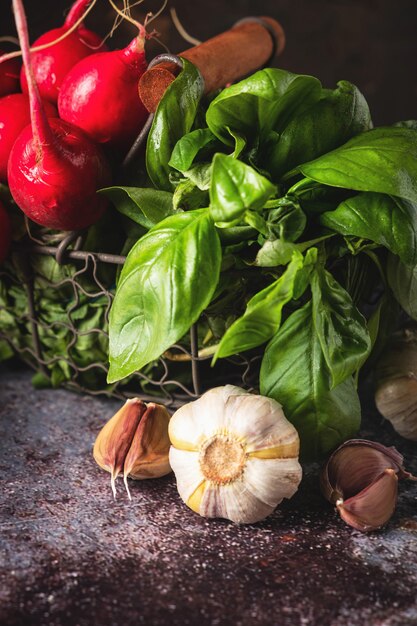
[1,368,416,626]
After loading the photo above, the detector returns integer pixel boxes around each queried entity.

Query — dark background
[2,0,417,125]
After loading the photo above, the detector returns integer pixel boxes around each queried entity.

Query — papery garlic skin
[93,398,146,495]
[320,439,414,532]
[169,385,302,524]
[93,398,171,499]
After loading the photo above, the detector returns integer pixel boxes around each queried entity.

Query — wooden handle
[139,17,285,113]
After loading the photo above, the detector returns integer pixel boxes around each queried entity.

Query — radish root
[145,0,168,27]
[107,0,146,39]
[106,0,169,44]
[0,36,19,45]
[170,7,201,46]
[103,0,145,44]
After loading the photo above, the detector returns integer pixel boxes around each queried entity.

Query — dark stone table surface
[0,366,416,626]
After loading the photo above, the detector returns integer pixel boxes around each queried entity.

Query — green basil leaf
[210,153,276,223]
[266,200,307,242]
[206,68,322,146]
[293,247,318,299]
[257,240,299,266]
[173,179,208,212]
[169,128,218,172]
[244,210,268,236]
[300,127,417,204]
[183,163,212,190]
[100,186,175,228]
[387,253,417,320]
[353,295,385,384]
[256,234,333,267]
[229,127,246,158]
[216,225,257,245]
[311,268,371,387]
[260,301,361,460]
[320,192,417,265]
[287,176,357,214]
[213,251,304,361]
[108,209,221,382]
[146,59,204,190]
[365,290,400,366]
[266,81,372,179]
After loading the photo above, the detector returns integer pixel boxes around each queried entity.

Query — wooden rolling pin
[138,17,286,113]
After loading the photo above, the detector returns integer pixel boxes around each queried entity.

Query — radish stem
[12,0,51,149]
[65,0,93,28]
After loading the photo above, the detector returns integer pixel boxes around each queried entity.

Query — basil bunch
[105,59,417,460]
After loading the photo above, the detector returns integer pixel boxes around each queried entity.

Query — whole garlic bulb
[375,324,417,441]
[168,385,302,524]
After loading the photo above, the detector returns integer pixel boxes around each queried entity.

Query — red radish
[58,20,148,152]
[0,200,11,263]
[0,49,20,96]
[8,0,111,231]
[20,0,105,103]
[0,93,57,182]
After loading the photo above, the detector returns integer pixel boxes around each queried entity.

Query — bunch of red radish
[0,0,150,262]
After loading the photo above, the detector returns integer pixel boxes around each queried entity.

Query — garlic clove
[93,398,147,498]
[94,399,172,499]
[168,446,206,504]
[337,468,398,532]
[168,385,255,451]
[320,439,409,504]
[321,439,415,532]
[325,448,396,502]
[223,392,299,456]
[200,477,275,525]
[167,402,202,452]
[123,402,171,499]
[187,480,208,514]
[196,385,250,435]
[244,457,303,507]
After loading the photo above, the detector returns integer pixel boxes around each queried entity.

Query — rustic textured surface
[1,366,416,626]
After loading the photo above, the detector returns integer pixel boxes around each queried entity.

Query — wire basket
[0,222,262,407]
